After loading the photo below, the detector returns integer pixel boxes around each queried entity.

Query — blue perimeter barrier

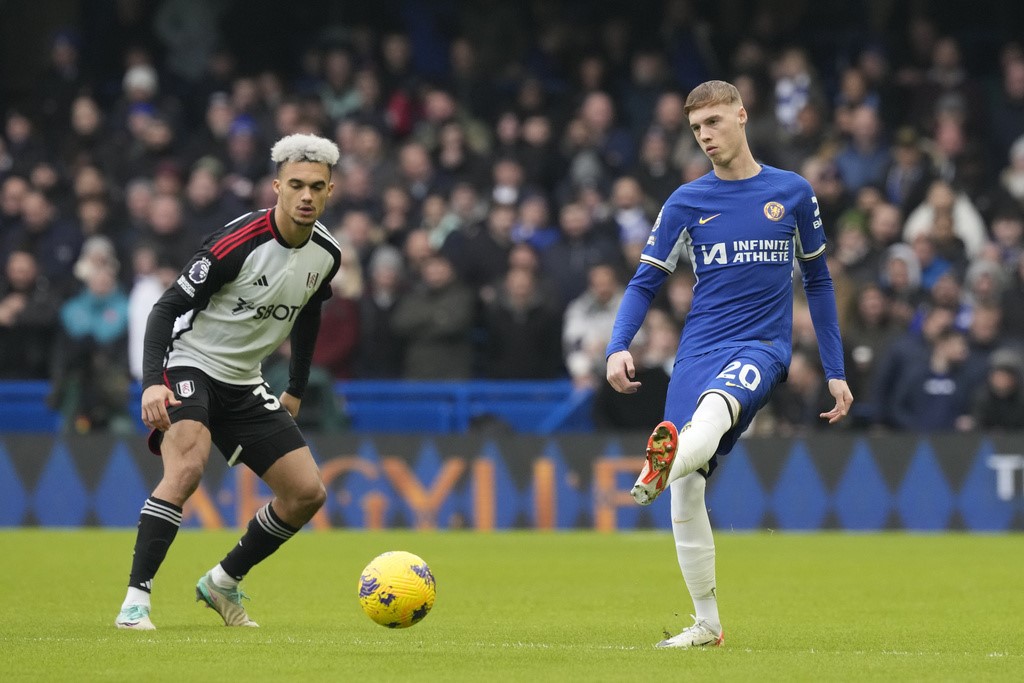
[0,380,595,434]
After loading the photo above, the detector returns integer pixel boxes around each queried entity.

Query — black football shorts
[147,366,307,476]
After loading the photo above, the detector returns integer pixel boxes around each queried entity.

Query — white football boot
[115,604,156,630]
[656,615,724,648]
[195,572,259,627]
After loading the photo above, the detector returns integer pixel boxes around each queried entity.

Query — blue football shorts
[663,345,787,477]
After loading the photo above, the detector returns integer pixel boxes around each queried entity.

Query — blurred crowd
[1,1,1023,434]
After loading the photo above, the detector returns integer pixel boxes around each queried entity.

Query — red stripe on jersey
[210,215,271,258]
[212,224,272,259]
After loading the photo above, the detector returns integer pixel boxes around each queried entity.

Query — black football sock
[128,497,183,592]
[219,503,299,580]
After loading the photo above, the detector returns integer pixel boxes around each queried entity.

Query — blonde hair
[270,133,340,170]
[684,80,743,115]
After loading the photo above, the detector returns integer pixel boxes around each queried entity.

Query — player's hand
[820,378,853,424]
[606,350,642,394]
[141,384,180,432]
[281,392,301,418]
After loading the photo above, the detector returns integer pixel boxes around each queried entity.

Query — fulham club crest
[176,380,195,398]
[306,272,319,289]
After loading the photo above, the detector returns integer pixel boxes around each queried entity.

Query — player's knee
[308,481,327,511]
[164,461,204,497]
[288,479,326,516]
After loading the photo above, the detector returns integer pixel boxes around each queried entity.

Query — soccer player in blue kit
[606,81,853,648]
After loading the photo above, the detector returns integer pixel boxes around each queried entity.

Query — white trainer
[195,572,259,627]
[115,604,156,630]
[656,615,724,648]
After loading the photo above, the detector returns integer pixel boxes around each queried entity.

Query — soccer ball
[358,551,436,628]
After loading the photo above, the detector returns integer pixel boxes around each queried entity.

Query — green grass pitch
[1,530,1021,681]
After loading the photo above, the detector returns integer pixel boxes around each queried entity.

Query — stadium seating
[0,380,595,434]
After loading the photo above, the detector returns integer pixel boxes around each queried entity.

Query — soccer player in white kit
[115,134,343,629]
[606,81,853,648]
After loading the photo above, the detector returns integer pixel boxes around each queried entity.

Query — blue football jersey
[640,165,825,369]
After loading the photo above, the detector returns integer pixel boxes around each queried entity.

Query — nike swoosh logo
[698,214,721,225]
[724,381,742,388]
[673,517,694,524]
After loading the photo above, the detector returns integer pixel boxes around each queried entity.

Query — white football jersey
[166,209,341,385]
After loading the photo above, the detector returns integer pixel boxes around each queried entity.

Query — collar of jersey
[268,208,313,249]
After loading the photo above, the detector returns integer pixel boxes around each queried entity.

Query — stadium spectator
[127,246,177,381]
[61,95,119,173]
[135,193,197,270]
[843,283,899,424]
[882,126,935,214]
[592,307,676,430]
[541,201,621,310]
[871,304,955,428]
[182,158,247,237]
[904,179,987,260]
[835,105,890,193]
[621,48,670,139]
[511,193,560,252]
[263,339,346,433]
[610,175,655,267]
[910,234,953,291]
[391,252,474,379]
[49,262,131,433]
[4,109,47,179]
[396,141,445,209]
[631,127,682,205]
[563,262,623,389]
[879,243,924,310]
[989,210,1024,271]
[767,348,834,436]
[0,250,60,379]
[773,47,821,135]
[832,212,874,283]
[483,266,563,379]
[1001,251,1024,339]
[312,244,363,380]
[928,210,969,278]
[990,56,1024,165]
[457,200,516,298]
[356,245,406,379]
[518,113,562,192]
[434,120,490,191]
[732,73,778,166]
[179,93,236,172]
[1,189,82,294]
[801,156,849,239]
[379,184,415,248]
[968,347,1024,430]
[890,328,978,431]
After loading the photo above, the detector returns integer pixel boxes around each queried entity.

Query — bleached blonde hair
[270,133,340,170]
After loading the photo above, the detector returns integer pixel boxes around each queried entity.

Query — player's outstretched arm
[606,350,642,394]
[820,378,853,424]
[141,384,181,431]
[280,392,301,418]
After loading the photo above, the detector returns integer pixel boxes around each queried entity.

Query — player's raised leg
[116,421,211,629]
[658,472,724,648]
[631,392,735,505]
[196,446,326,627]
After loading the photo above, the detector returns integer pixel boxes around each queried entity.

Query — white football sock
[121,586,151,610]
[666,391,736,485]
[210,563,239,590]
[671,472,720,631]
